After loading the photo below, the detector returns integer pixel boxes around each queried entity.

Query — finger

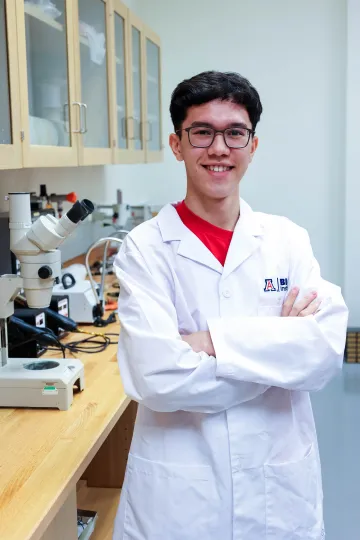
[289,291,317,317]
[298,299,321,317]
[281,287,299,317]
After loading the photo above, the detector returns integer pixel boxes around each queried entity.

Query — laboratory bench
[0,318,137,540]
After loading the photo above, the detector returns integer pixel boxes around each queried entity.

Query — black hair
[170,71,263,134]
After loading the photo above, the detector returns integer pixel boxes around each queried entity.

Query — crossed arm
[114,230,348,414]
[182,287,321,356]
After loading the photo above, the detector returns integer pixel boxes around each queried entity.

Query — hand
[281,287,321,317]
[181,331,216,356]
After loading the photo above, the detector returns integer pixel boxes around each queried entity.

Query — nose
[208,132,230,156]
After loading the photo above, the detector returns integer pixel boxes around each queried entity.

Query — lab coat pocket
[258,304,283,317]
[264,445,322,539]
[258,293,285,317]
[123,454,218,540]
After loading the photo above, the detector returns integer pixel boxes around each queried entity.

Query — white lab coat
[112,199,348,540]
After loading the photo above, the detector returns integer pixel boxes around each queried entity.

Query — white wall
[345,0,360,325]
[337,4,360,540]
[127,0,347,288]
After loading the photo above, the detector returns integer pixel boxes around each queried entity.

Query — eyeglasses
[176,125,255,149]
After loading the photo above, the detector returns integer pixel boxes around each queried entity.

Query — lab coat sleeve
[114,239,269,413]
[209,224,348,392]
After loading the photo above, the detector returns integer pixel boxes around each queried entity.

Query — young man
[113,71,348,540]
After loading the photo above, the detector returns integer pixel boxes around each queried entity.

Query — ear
[249,135,259,162]
[169,133,184,162]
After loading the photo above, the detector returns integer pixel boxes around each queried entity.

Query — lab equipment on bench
[31,184,78,219]
[92,189,152,231]
[53,234,125,326]
[8,307,48,358]
[84,234,125,326]
[91,189,130,229]
[0,192,94,410]
[53,276,99,324]
[14,293,70,337]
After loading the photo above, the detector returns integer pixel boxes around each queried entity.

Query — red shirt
[174,201,233,266]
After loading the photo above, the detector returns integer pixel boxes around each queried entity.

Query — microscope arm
[0,275,23,320]
[0,274,23,367]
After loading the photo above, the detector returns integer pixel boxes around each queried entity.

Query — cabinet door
[0,0,22,169]
[16,0,78,167]
[143,26,163,163]
[127,12,145,163]
[74,0,112,165]
[111,0,133,164]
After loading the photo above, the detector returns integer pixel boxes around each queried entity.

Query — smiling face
[169,99,258,203]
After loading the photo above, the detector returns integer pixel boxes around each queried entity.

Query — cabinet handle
[72,102,82,133]
[121,117,127,139]
[127,116,136,140]
[80,103,88,134]
[141,121,153,142]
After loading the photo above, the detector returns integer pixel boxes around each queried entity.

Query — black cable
[40,328,66,358]
[8,337,39,351]
[9,322,118,358]
[103,332,119,345]
[63,332,111,354]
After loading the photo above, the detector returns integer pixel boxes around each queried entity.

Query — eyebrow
[189,121,251,129]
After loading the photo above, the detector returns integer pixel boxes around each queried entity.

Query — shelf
[25,4,93,48]
[77,483,121,540]
[24,2,63,31]
[79,33,97,48]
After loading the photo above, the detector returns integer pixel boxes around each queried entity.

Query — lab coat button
[222,289,231,298]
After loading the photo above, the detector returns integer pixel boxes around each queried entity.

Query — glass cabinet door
[76,0,112,163]
[113,1,129,154]
[0,0,11,147]
[127,11,144,161]
[17,0,78,166]
[131,26,142,152]
[15,0,78,166]
[0,0,21,169]
[145,34,162,157]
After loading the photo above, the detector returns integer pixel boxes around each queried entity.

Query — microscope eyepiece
[80,199,95,221]
[66,199,94,224]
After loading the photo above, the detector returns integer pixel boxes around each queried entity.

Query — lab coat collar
[157,199,264,275]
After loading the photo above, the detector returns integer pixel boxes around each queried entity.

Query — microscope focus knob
[38,265,53,279]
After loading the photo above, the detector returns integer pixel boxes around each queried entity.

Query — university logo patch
[264,279,276,292]
[264,278,289,292]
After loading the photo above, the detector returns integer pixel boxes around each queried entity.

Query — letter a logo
[264,278,276,292]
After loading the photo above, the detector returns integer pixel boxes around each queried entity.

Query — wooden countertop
[0,320,129,540]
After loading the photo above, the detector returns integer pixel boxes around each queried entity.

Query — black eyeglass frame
[176,126,255,149]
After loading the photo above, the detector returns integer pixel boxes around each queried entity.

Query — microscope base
[0,358,84,410]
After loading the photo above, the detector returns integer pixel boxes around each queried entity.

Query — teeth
[207,166,231,172]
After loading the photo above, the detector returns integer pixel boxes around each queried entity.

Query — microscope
[0,192,94,410]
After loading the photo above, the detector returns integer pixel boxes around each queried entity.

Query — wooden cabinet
[73,0,113,165]
[122,11,163,164]
[0,0,162,170]
[111,0,134,164]
[16,0,79,167]
[143,24,162,162]
[127,11,146,163]
[0,0,22,169]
